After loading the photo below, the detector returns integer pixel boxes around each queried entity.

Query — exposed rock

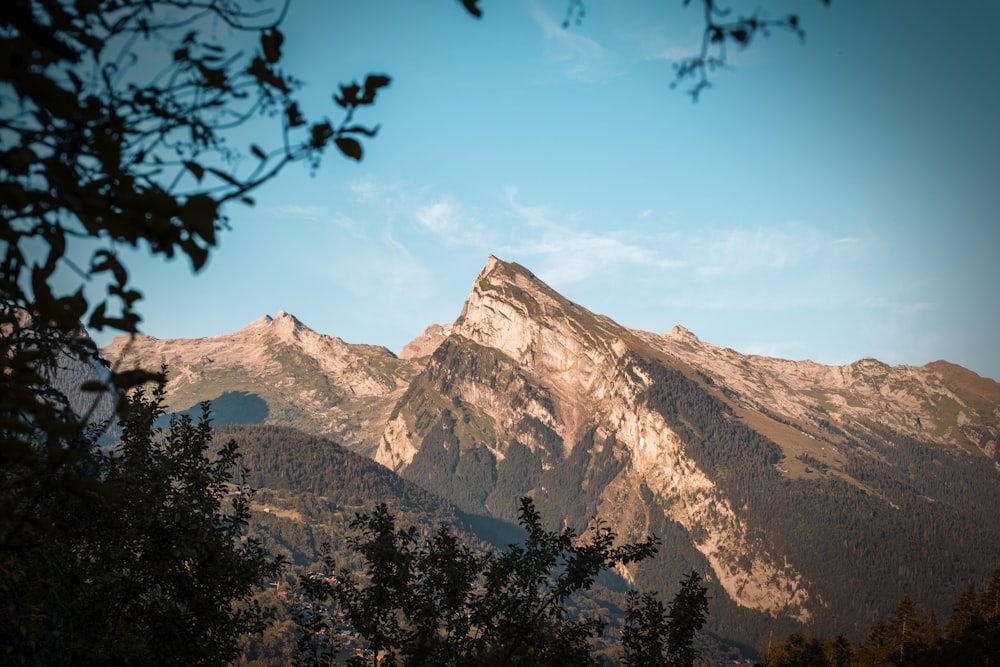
[399,324,452,360]
[103,312,424,453]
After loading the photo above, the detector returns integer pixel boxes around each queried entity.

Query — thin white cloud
[414,195,489,246]
[861,297,934,317]
[687,224,824,278]
[501,188,681,284]
[416,199,460,235]
[348,177,394,202]
[529,0,616,82]
[522,232,681,284]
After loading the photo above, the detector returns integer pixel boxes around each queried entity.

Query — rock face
[377,257,817,620]
[103,310,423,454]
[398,324,452,360]
[373,256,1000,641]
[103,255,1000,647]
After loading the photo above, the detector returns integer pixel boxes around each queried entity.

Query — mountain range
[102,255,1000,650]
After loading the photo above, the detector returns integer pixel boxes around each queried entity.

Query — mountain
[102,256,1000,650]
[103,310,423,455]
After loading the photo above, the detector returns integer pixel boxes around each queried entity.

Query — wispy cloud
[501,188,681,284]
[348,177,395,203]
[529,0,616,82]
[861,297,934,317]
[416,198,461,235]
[519,233,681,284]
[686,224,825,278]
[414,195,488,246]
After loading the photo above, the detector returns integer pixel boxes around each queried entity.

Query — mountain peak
[399,324,452,360]
[238,311,307,339]
[455,256,578,355]
[665,324,699,342]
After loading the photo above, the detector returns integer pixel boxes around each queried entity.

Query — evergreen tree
[0,383,283,665]
[765,633,830,667]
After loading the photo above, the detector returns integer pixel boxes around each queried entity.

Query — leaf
[310,121,333,149]
[729,28,750,45]
[334,82,361,108]
[360,74,391,104]
[181,194,218,245]
[91,250,127,285]
[183,160,205,182]
[248,56,289,94]
[335,137,363,161]
[182,238,209,271]
[88,302,106,330]
[460,0,483,18]
[286,102,305,128]
[261,28,284,64]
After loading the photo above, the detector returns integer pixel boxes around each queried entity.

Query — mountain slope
[374,256,1000,644]
[102,256,1000,650]
[104,311,423,454]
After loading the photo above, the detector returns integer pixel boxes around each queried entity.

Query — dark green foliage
[294,497,707,666]
[486,439,542,521]
[534,427,626,530]
[214,423,464,569]
[0,385,283,665]
[0,7,390,657]
[762,573,1000,666]
[622,571,710,667]
[764,633,832,667]
[633,353,783,485]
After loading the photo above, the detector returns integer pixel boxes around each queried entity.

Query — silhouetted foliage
[0,383,283,664]
[672,0,830,100]
[622,571,710,667]
[293,497,708,666]
[0,0,392,584]
[761,571,1000,667]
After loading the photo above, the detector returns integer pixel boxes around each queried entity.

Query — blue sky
[94,0,1000,381]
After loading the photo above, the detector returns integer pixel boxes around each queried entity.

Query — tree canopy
[0,384,284,665]
[292,497,708,666]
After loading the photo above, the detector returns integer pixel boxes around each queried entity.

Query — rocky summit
[103,255,1000,647]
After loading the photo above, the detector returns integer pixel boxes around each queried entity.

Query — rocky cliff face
[375,257,819,621]
[372,256,1000,642]
[103,256,1000,647]
[103,310,423,453]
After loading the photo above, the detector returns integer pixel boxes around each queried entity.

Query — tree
[293,497,708,666]
[764,633,830,667]
[621,572,710,667]
[1,5,389,655]
[0,381,284,664]
[1,0,392,457]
